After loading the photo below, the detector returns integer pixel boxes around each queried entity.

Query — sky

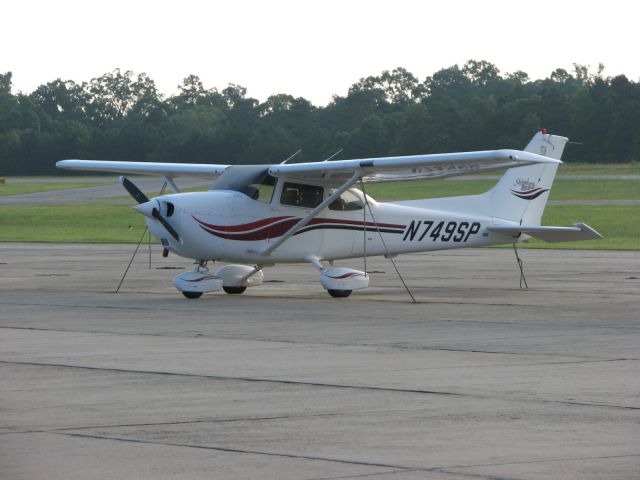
[3,0,637,106]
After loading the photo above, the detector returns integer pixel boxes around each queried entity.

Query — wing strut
[259,171,362,256]
[163,176,181,193]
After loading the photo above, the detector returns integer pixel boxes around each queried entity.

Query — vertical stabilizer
[523,131,568,160]
[488,132,567,225]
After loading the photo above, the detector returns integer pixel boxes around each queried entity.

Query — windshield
[329,188,364,211]
[212,165,276,202]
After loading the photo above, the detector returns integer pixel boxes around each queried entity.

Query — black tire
[328,289,352,298]
[182,291,203,299]
[223,286,247,295]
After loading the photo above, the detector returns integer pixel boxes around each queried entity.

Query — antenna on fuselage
[280,149,303,164]
[322,149,343,162]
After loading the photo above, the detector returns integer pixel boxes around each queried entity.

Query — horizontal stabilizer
[488,223,603,243]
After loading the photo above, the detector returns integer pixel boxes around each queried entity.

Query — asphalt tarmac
[1,243,639,479]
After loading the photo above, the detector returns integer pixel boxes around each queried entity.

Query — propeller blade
[120,176,149,204]
[152,207,180,242]
[122,176,180,243]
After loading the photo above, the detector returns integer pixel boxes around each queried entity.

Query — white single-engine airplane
[57,131,601,299]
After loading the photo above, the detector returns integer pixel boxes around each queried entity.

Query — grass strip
[0,183,103,196]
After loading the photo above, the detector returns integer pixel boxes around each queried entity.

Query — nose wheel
[174,260,223,299]
[327,289,352,298]
[182,291,203,299]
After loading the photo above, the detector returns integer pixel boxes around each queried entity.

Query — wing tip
[56,159,78,169]
[499,149,561,164]
[574,222,604,240]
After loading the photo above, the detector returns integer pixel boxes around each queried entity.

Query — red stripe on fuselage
[194,215,406,241]
[307,217,405,229]
[198,218,299,241]
[193,215,294,232]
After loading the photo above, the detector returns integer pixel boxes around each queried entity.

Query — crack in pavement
[2,359,639,411]
[44,431,640,480]
[1,325,637,362]
[440,452,640,470]
[0,359,461,396]
[0,412,343,435]
[307,470,419,480]
[53,431,423,471]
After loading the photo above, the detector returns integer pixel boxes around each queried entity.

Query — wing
[268,149,560,185]
[56,160,229,179]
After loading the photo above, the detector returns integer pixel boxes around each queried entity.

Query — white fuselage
[146,189,515,264]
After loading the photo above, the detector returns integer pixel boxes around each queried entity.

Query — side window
[280,182,324,208]
[329,189,364,211]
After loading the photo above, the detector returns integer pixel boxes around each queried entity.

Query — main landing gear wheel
[223,286,247,295]
[328,289,352,298]
[182,291,203,299]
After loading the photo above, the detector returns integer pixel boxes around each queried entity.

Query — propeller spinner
[120,176,180,242]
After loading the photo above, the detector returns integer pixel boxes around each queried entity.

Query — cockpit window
[280,182,324,208]
[329,189,364,211]
[212,165,276,203]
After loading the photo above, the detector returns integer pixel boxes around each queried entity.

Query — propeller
[120,176,149,204]
[120,176,180,242]
[150,206,180,242]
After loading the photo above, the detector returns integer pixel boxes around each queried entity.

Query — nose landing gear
[173,260,223,299]
[182,291,203,299]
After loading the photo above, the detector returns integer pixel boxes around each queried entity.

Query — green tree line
[1,60,639,175]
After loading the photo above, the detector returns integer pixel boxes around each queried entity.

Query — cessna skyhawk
[57,131,601,298]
